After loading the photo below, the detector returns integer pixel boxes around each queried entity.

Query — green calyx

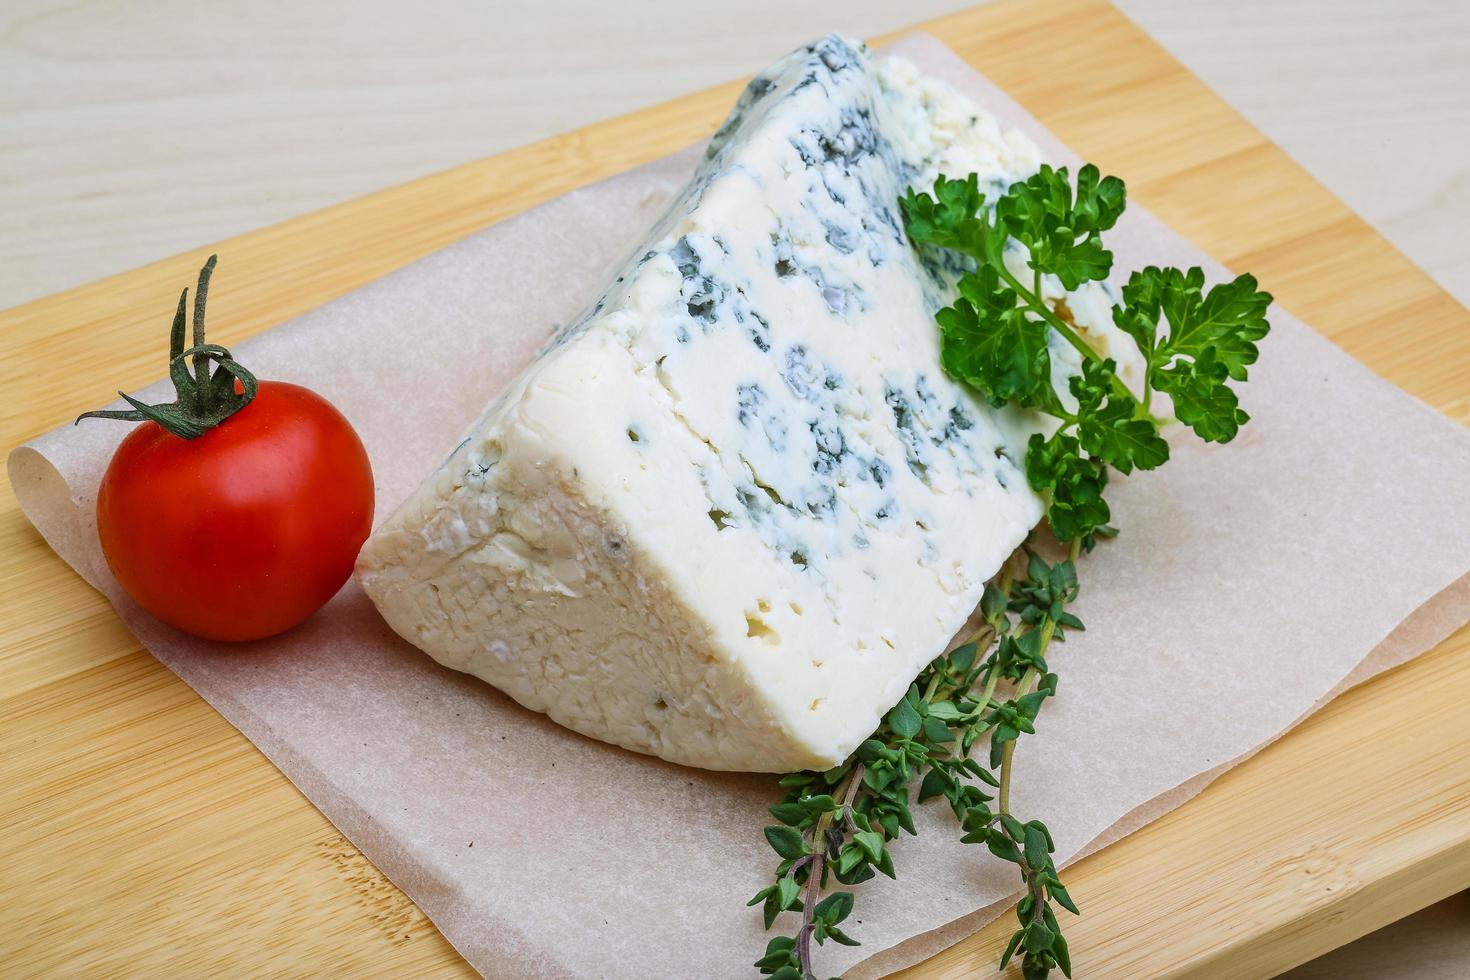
[76,254,258,440]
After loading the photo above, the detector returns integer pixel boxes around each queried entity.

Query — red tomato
[97,381,374,642]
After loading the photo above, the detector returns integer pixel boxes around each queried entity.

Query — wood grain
[3,0,1468,976]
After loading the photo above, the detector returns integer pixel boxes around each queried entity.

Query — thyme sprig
[753,544,1083,980]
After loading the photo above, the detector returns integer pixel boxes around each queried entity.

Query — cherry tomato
[82,256,374,642]
[96,380,374,641]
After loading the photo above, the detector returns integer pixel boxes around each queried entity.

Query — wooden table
[4,0,1469,975]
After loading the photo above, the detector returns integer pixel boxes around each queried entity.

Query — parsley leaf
[1071,359,1170,474]
[900,173,989,257]
[1154,346,1249,442]
[1115,265,1272,443]
[996,164,1126,290]
[1024,430,1111,543]
[938,266,1053,409]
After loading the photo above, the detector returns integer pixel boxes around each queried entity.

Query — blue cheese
[358,35,1126,772]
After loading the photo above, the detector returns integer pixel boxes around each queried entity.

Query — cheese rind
[357,35,1120,771]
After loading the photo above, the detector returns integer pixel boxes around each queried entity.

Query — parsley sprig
[748,163,1270,979]
[901,166,1271,541]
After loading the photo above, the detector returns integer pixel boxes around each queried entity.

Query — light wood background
[3,1,1469,977]
[1,0,1466,314]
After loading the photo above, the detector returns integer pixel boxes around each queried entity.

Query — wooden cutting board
[4,0,1469,976]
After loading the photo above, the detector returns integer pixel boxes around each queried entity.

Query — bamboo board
[4,0,1470,976]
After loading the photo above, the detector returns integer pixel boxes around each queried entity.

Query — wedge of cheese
[357,35,1124,772]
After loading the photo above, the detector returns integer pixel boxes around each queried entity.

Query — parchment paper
[11,34,1470,979]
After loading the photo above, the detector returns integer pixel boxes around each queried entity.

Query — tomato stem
[76,255,259,440]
